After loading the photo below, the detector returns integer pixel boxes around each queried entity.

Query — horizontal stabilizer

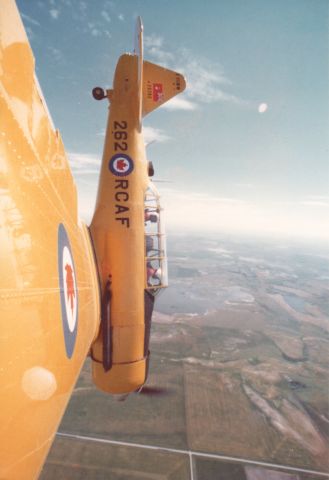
[142,61,186,116]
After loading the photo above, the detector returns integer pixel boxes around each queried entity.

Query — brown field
[59,357,188,450]
[183,364,282,458]
[40,436,190,480]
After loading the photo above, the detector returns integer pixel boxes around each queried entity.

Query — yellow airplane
[0,1,186,478]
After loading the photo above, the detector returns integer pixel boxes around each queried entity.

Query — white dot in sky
[258,103,268,113]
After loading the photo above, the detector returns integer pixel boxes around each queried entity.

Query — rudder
[142,60,186,116]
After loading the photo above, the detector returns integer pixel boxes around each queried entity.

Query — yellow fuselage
[90,54,150,394]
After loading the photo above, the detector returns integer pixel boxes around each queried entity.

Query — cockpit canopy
[144,184,168,295]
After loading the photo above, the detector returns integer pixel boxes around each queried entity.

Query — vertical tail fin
[134,16,144,129]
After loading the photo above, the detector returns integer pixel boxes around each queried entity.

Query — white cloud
[143,126,170,144]
[75,182,97,223]
[149,48,174,64]
[69,163,329,240]
[307,195,329,202]
[68,152,100,175]
[234,183,254,189]
[48,47,63,62]
[118,14,124,21]
[86,21,110,38]
[300,200,329,208]
[276,197,329,209]
[50,9,60,19]
[161,96,197,111]
[181,54,245,106]
[21,13,40,26]
[144,38,246,109]
[144,35,163,49]
[144,34,175,64]
[159,188,329,240]
[69,153,99,223]
[144,35,174,64]
[101,11,111,22]
[87,22,101,36]
[79,1,87,13]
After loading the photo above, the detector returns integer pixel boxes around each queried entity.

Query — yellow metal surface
[0,2,186,476]
[0,1,100,478]
[142,60,186,116]
[90,54,148,393]
[90,47,186,393]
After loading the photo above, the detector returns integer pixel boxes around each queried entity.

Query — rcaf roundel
[109,153,134,177]
[58,223,78,358]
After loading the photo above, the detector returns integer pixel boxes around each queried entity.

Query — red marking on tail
[152,83,163,102]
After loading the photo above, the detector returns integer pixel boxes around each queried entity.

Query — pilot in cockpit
[146,262,161,286]
[144,209,159,223]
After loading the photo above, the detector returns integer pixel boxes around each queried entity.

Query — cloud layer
[159,188,329,240]
[67,155,328,242]
[144,35,246,111]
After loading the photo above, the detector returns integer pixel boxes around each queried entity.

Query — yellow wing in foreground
[0,1,100,478]
[0,2,186,478]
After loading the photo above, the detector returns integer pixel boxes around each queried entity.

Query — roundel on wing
[58,223,78,358]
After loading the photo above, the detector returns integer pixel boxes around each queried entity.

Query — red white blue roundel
[109,154,134,176]
[58,224,78,358]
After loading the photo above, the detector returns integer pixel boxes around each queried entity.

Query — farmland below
[41,234,329,480]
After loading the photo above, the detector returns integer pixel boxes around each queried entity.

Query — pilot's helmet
[145,210,159,223]
[149,214,158,223]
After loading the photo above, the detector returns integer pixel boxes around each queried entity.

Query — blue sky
[17,0,329,242]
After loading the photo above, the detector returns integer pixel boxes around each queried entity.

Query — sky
[17,0,329,242]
